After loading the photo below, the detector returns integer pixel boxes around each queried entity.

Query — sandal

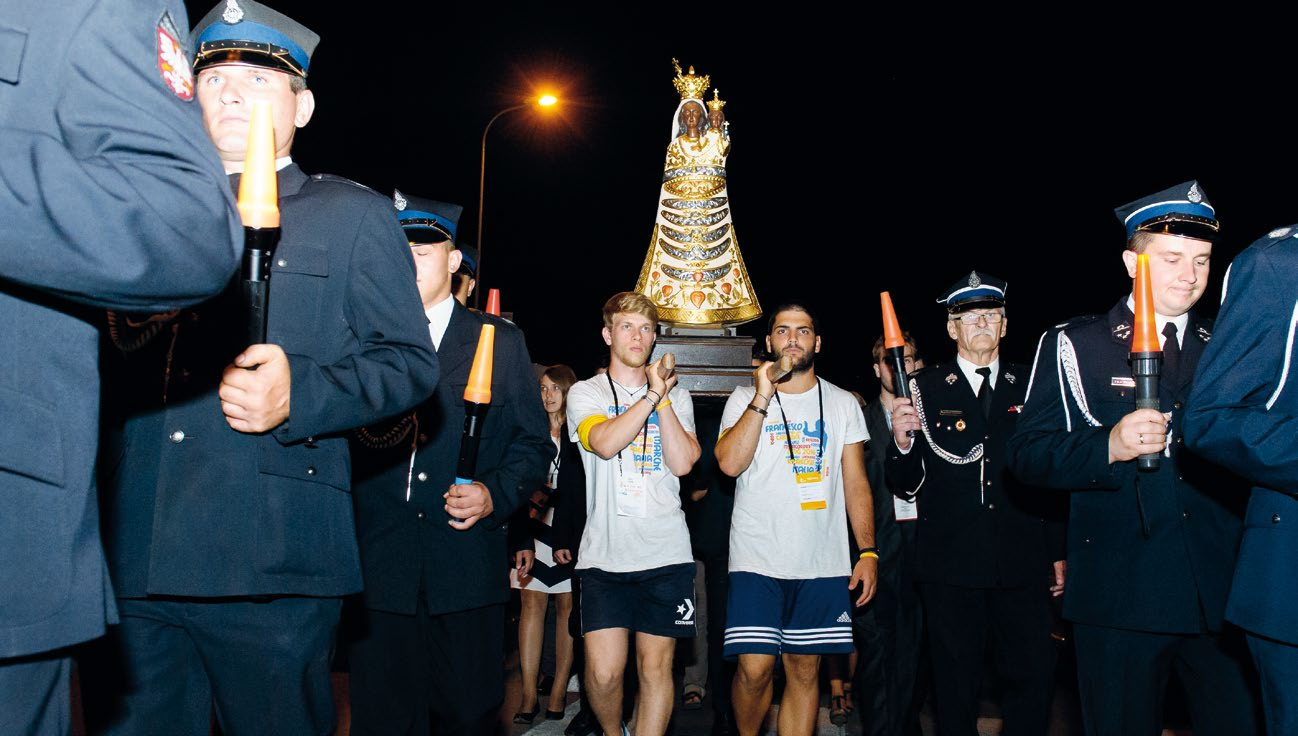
[829,694,848,726]
[682,689,704,710]
[841,683,855,712]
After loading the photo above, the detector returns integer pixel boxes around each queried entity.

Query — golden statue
[634,61,760,326]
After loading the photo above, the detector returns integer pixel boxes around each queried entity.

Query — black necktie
[1162,322,1181,381]
[976,366,993,419]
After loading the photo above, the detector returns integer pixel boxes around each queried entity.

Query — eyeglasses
[951,311,1004,325]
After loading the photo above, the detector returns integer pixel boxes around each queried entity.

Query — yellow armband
[576,414,607,452]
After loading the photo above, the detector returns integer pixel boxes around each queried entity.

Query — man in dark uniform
[1008,181,1260,735]
[887,273,1063,736]
[0,2,241,732]
[346,191,552,736]
[84,3,438,734]
[857,333,926,736]
[1184,215,1298,735]
[453,242,479,306]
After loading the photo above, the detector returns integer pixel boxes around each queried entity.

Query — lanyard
[605,373,651,474]
[772,379,824,474]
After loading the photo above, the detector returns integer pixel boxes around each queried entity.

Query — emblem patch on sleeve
[156,11,194,100]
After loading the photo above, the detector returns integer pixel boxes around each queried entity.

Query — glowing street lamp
[475,93,559,308]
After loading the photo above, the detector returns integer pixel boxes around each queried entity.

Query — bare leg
[584,628,629,736]
[632,632,677,736]
[732,653,776,736]
[778,653,821,736]
[549,592,575,712]
[517,589,549,713]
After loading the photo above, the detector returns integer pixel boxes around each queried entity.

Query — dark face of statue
[681,102,704,133]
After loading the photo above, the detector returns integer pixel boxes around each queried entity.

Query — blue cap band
[398,209,458,240]
[197,21,310,73]
[1123,201,1216,237]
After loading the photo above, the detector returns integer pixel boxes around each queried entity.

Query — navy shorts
[723,572,854,658]
[579,563,696,638]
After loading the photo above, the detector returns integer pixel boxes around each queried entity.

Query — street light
[475,93,559,308]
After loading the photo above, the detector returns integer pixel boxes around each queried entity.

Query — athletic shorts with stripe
[722,572,854,658]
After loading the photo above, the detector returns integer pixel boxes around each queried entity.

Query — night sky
[185,3,1298,392]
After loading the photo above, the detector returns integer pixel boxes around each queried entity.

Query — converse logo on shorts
[675,598,695,625]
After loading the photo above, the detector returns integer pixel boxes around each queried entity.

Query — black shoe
[546,708,566,720]
[512,703,541,725]
[564,708,598,736]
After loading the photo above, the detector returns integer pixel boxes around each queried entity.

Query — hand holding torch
[881,291,915,437]
[657,352,676,380]
[456,324,496,485]
[1130,253,1162,471]
[236,101,279,346]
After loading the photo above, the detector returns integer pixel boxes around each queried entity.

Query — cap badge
[967,271,981,288]
[1269,227,1292,239]
[1187,183,1202,203]
[155,12,193,101]
[222,0,244,24]
[393,190,408,211]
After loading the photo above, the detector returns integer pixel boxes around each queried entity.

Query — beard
[781,346,815,374]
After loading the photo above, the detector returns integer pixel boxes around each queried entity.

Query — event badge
[797,471,827,510]
[894,495,918,521]
[617,465,648,517]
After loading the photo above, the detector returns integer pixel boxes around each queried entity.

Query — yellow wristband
[859,550,879,560]
[656,398,672,411]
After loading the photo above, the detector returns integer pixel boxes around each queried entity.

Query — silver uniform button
[169,430,185,443]
[417,472,428,482]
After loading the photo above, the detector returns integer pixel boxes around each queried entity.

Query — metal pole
[475,104,526,310]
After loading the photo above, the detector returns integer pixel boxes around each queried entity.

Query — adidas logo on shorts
[836,611,852,623]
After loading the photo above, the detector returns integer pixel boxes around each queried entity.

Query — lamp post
[475,94,558,308]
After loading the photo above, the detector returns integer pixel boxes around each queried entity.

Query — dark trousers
[80,596,341,736]
[854,562,924,736]
[347,602,505,736]
[920,583,1055,736]
[697,548,733,727]
[1248,631,1298,736]
[1072,623,1259,736]
[0,651,71,736]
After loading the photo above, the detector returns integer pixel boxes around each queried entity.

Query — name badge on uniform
[797,471,827,510]
[617,466,648,518]
[894,494,918,521]
[1111,377,1136,388]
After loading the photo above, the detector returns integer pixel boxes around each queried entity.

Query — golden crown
[707,89,726,111]
[672,59,710,100]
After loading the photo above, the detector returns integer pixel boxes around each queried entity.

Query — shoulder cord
[909,377,983,465]
[1057,332,1102,428]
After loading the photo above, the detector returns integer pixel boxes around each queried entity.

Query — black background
[187,3,1298,391]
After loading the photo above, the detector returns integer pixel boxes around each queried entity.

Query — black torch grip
[889,346,916,438]
[241,227,278,345]
[1131,353,1162,472]
[455,402,489,484]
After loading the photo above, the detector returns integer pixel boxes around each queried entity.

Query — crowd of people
[8,3,1298,736]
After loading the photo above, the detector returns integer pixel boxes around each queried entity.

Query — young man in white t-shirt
[715,301,878,736]
[566,291,701,736]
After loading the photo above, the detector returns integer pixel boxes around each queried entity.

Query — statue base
[657,325,755,397]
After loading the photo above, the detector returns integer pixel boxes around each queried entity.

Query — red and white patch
[156,14,193,100]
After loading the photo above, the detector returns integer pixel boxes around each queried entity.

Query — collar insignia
[945,373,958,385]
[1004,372,1016,384]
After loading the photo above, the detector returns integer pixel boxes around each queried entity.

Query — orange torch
[236,101,279,345]
[455,324,495,485]
[881,292,915,437]
[1130,253,1162,471]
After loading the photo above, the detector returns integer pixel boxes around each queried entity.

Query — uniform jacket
[864,399,915,600]
[886,360,1063,588]
[0,0,240,657]
[351,301,552,616]
[99,165,437,600]
[1008,299,1245,634]
[1184,229,1298,644]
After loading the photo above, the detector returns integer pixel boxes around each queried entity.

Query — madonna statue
[634,60,760,326]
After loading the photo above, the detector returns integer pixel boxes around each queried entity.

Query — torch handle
[889,346,915,438]
[241,227,278,345]
[1131,354,1162,471]
[456,402,489,485]
[657,352,676,379]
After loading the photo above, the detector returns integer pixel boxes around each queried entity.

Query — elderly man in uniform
[887,273,1063,736]
[1008,181,1260,735]
[345,191,551,736]
[84,3,438,735]
[0,2,241,733]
